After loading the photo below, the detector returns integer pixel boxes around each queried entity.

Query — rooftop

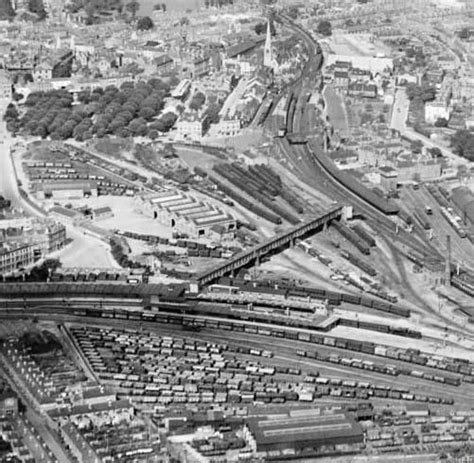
[247,409,363,448]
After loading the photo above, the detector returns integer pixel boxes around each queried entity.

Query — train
[440,206,467,238]
[305,139,399,216]
[413,208,431,230]
[61,306,470,383]
[210,278,410,317]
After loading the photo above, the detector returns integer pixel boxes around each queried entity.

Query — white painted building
[425,100,451,124]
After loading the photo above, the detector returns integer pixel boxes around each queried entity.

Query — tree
[459,28,470,40]
[410,140,423,154]
[139,106,156,120]
[126,0,139,18]
[254,21,275,36]
[428,147,442,158]
[128,117,148,136]
[28,0,47,19]
[434,117,448,127]
[155,112,177,132]
[254,22,265,35]
[4,104,18,121]
[189,92,206,111]
[287,6,298,19]
[137,16,154,30]
[451,130,474,161]
[406,83,436,102]
[148,129,158,140]
[204,103,220,125]
[317,20,332,37]
[78,89,91,104]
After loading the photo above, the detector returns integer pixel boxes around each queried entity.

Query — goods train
[55,305,469,384]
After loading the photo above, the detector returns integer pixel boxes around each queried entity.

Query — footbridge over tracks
[194,206,344,288]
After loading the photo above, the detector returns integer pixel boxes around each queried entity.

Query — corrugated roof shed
[246,410,363,451]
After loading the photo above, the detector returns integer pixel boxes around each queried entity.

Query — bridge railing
[196,206,343,286]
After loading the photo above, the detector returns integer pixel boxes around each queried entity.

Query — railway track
[4,308,471,407]
[265,14,443,264]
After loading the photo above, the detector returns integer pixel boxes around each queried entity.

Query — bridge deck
[196,206,343,286]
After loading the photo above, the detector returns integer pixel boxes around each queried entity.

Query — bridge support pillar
[253,256,260,279]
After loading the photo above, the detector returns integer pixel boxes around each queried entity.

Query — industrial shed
[244,409,364,455]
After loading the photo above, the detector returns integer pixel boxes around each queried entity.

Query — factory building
[141,192,236,240]
[244,408,364,458]
[38,181,98,200]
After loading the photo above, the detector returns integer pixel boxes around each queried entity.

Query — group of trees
[406,83,437,103]
[28,0,47,19]
[4,103,20,133]
[458,28,471,40]
[189,92,206,111]
[136,16,154,30]
[66,0,122,15]
[254,21,276,36]
[204,0,234,7]
[125,0,139,17]
[317,20,332,37]
[0,0,47,20]
[451,129,474,161]
[9,78,178,141]
[154,3,167,11]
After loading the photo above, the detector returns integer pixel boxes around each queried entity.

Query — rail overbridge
[194,206,344,288]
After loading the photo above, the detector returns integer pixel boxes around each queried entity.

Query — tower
[445,235,451,287]
[263,18,274,69]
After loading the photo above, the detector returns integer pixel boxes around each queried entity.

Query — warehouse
[141,192,236,240]
[244,409,364,457]
[38,181,98,199]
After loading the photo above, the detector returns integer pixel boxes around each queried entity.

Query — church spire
[263,18,274,69]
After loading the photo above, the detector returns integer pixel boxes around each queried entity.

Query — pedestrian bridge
[194,206,344,287]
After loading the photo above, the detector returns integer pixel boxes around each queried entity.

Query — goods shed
[244,409,364,454]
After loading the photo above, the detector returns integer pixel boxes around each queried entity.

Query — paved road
[0,355,72,462]
[402,128,466,165]
[0,105,118,269]
[390,88,410,132]
[0,99,43,217]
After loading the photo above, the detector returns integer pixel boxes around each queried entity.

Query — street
[0,99,43,216]
[390,87,410,132]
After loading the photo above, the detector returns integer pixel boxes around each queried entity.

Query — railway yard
[1,6,474,463]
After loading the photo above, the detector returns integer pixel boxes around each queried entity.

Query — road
[0,354,72,462]
[0,99,44,217]
[0,105,119,269]
[390,87,410,132]
[51,226,120,269]
[402,128,466,165]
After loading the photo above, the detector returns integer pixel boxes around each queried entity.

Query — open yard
[323,85,350,139]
